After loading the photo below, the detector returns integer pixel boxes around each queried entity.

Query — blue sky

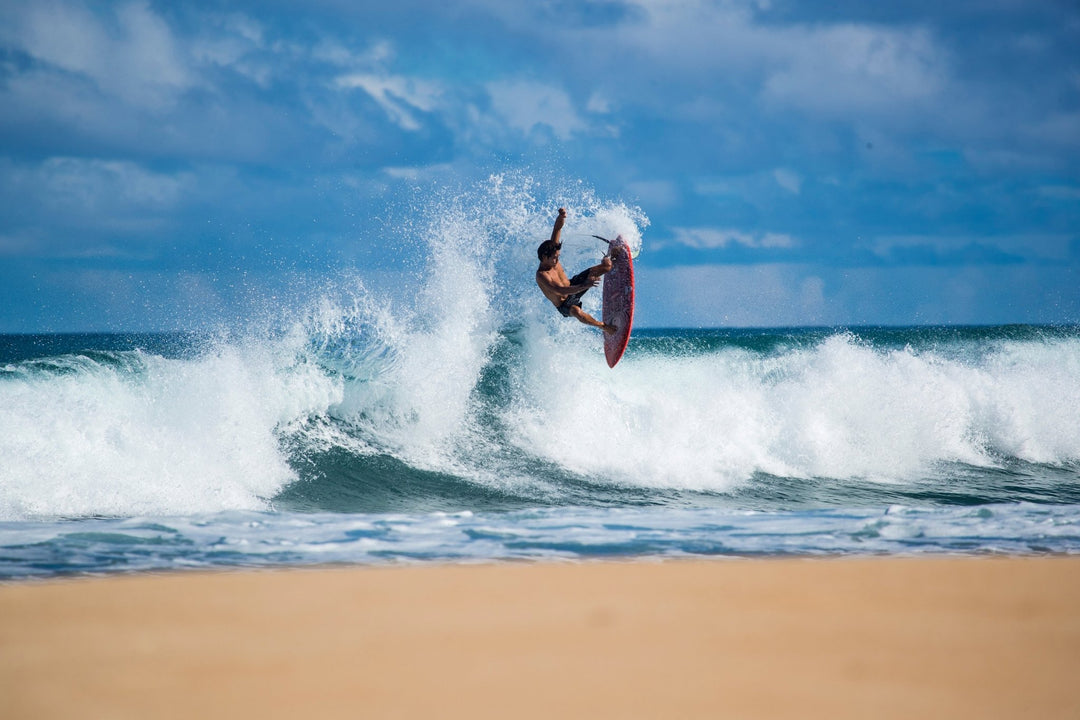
[1,0,1078,331]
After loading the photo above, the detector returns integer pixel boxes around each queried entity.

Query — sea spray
[301,173,651,474]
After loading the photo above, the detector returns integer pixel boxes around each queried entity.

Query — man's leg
[587,255,614,281]
[569,306,617,335]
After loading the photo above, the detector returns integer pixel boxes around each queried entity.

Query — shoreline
[2,556,1079,719]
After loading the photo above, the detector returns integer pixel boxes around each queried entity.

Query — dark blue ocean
[3,322,1080,579]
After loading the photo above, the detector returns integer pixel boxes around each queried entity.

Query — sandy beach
[2,557,1079,719]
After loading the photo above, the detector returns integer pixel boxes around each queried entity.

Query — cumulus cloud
[671,227,797,250]
[0,1,312,163]
[313,38,394,68]
[593,1,948,110]
[486,80,588,140]
[586,92,612,114]
[189,14,273,87]
[336,73,443,132]
[3,157,196,214]
[0,157,199,256]
[6,0,193,110]
[761,24,946,117]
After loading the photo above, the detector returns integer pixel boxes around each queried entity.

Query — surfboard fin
[593,234,640,259]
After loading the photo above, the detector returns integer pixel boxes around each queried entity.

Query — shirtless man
[535,208,616,335]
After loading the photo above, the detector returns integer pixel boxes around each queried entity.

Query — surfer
[536,208,617,335]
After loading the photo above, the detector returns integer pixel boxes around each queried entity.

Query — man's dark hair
[537,240,560,261]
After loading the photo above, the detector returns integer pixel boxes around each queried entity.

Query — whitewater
[2,177,1079,577]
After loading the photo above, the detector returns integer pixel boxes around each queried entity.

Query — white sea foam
[0,340,341,519]
[7,321,1074,521]
[506,331,1080,490]
[3,503,1079,578]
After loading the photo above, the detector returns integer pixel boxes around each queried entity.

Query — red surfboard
[602,235,635,368]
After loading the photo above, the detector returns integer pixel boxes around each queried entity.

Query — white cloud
[381,164,455,181]
[34,157,195,210]
[670,227,796,250]
[762,24,945,116]
[314,39,394,68]
[550,1,952,132]
[10,0,193,110]
[773,168,801,195]
[486,80,588,140]
[586,92,612,114]
[0,3,310,161]
[0,157,198,253]
[190,14,272,87]
[336,73,442,131]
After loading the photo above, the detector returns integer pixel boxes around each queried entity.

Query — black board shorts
[556,270,592,317]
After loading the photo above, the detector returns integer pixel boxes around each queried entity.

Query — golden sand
[2,557,1079,719]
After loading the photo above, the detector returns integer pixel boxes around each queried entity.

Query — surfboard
[602,235,635,368]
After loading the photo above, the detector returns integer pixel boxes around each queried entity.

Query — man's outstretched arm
[549,207,567,246]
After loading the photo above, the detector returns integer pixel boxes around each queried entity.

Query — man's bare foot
[603,323,618,336]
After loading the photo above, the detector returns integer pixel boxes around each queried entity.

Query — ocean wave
[1,176,1078,519]
[3,323,1080,520]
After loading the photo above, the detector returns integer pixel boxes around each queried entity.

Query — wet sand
[2,557,1079,719]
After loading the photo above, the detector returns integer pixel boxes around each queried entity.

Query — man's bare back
[535,208,615,334]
